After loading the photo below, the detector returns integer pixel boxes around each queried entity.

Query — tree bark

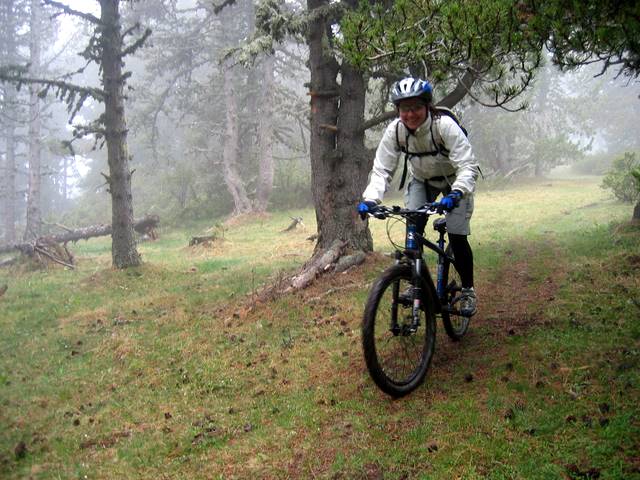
[99,0,141,268]
[306,0,372,258]
[222,63,252,215]
[62,154,69,201]
[0,0,18,244]
[334,61,373,251]
[2,106,17,245]
[24,0,43,241]
[255,55,275,211]
[633,199,640,222]
[438,68,478,109]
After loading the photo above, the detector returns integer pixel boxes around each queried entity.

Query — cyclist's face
[398,99,427,130]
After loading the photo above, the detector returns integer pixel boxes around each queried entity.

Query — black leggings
[448,233,474,289]
[413,219,475,289]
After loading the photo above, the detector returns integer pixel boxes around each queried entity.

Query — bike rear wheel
[362,264,436,397]
[441,246,471,340]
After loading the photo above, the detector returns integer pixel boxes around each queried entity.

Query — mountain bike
[361,203,471,397]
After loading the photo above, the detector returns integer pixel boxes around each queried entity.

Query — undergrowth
[0,177,638,479]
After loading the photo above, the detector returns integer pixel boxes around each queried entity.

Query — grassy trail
[0,177,639,479]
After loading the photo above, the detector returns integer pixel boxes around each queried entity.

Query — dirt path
[425,238,568,391]
[474,241,564,338]
[265,240,571,478]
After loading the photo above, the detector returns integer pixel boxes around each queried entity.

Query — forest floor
[1,177,639,479]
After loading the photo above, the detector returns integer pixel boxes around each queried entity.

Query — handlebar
[366,203,445,220]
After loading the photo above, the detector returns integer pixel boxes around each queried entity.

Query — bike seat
[433,217,447,233]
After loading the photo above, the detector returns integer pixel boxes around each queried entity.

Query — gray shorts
[404,178,474,235]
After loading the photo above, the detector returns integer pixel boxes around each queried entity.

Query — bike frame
[362,203,469,397]
[395,213,457,312]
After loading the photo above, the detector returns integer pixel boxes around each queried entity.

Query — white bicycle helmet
[390,77,433,105]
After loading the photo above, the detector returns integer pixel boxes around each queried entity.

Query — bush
[601,152,640,203]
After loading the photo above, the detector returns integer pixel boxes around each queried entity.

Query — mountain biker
[358,77,480,316]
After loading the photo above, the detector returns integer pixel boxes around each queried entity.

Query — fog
[1,0,639,242]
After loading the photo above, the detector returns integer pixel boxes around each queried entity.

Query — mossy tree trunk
[99,0,141,268]
[0,0,19,244]
[306,0,372,260]
[24,0,43,241]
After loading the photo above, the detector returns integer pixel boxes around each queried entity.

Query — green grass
[1,177,639,479]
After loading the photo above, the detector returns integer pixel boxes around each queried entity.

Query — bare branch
[43,0,102,25]
[34,245,75,269]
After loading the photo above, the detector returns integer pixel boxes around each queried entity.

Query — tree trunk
[0,0,18,244]
[495,133,513,174]
[306,0,372,258]
[255,55,275,211]
[99,0,141,268]
[62,154,69,201]
[222,63,252,215]
[334,61,373,251]
[633,199,640,222]
[24,0,43,241]
[2,121,17,245]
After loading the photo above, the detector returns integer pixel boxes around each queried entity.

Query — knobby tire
[441,246,470,340]
[362,264,436,397]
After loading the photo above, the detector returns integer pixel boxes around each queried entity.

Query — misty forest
[0,0,638,266]
[0,0,639,478]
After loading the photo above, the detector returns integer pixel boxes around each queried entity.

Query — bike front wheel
[362,264,436,397]
[441,246,471,341]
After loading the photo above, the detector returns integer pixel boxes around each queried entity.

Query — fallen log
[288,239,347,290]
[0,258,17,268]
[0,215,160,256]
[232,241,359,319]
[189,235,217,246]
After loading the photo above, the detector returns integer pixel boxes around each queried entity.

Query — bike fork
[390,279,401,335]
[410,259,422,332]
[436,232,447,300]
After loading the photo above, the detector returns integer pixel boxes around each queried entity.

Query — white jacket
[362,112,479,203]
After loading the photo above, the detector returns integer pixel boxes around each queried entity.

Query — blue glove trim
[437,190,463,212]
[357,200,377,219]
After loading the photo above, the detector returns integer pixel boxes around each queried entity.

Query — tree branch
[121,28,153,58]
[0,73,105,102]
[213,0,237,14]
[34,245,75,269]
[437,67,478,108]
[361,110,396,132]
[43,0,102,25]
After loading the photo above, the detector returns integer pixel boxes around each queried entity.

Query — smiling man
[358,77,481,317]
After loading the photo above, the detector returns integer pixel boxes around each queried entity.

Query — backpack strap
[430,119,449,156]
[396,123,410,190]
[395,120,442,190]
